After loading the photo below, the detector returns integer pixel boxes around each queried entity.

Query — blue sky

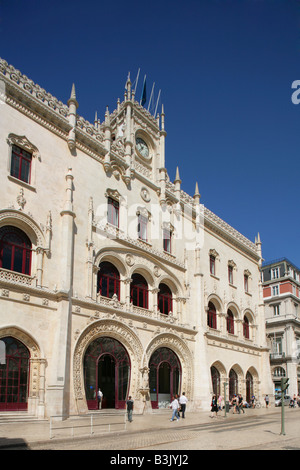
[1,0,300,267]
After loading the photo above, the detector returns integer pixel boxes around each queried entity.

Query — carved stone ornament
[73,319,144,413]
[125,254,135,266]
[105,188,122,201]
[140,187,150,203]
[7,133,41,161]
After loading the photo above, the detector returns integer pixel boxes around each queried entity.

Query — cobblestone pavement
[1,407,298,451]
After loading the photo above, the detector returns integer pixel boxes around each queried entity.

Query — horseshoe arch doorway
[84,337,130,410]
[149,347,181,409]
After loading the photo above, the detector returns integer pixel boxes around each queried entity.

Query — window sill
[8,175,36,192]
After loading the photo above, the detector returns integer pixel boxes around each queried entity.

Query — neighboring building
[0,58,273,418]
[261,258,300,397]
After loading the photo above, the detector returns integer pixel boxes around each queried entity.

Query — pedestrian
[210,394,218,418]
[231,394,239,413]
[126,395,134,422]
[218,395,223,411]
[170,396,180,421]
[97,388,103,409]
[264,394,269,408]
[179,392,188,418]
[238,394,245,414]
[293,395,297,408]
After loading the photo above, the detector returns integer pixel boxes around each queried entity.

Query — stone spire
[193,182,201,204]
[67,84,78,151]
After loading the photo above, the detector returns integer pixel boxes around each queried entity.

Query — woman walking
[210,394,218,418]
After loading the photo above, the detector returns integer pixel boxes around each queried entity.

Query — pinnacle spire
[68,83,78,108]
[174,166,181,184]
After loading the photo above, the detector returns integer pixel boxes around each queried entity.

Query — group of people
[125,392,189,423]
[169,393,188,421]
[210,393,247,417]
[289,394,300,408]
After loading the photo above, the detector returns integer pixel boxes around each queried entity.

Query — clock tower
[101,75,167,200]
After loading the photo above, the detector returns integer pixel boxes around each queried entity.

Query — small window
[138,214,148,242]
[207,301,217,329]
[163,229,171,253]
[243,316,250,339]
[11,145,32,184]
[158,283,173,315]
[130,273,148,309]
[227,309,234,334]
[98,261,120,300]
[107,197,119,227]
[244,274,249,292]
[271,267,280,279]
[273,304,280,316]
[210,255,216,276]
[228,265,233,284]
[272,285,279,296]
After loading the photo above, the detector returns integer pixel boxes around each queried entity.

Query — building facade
[262,258,300,397]
[0,58,273,418]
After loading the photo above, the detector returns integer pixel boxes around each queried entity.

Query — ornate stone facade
[0,58,273,418]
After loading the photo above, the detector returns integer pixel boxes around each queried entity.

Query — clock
[136,137,149,158]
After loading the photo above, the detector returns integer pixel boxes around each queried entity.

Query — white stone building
[0,58,273,418]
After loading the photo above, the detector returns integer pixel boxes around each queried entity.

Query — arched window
[243,315,250,339]
[246,371,253,403]
[207,301,217,329]
[211,366,220,397]
[0,226,31,275]
[227,309,234,334]
[158,283,173,315]
[229,369,238,400]
[130,273,148,309]
[98,262,120,300]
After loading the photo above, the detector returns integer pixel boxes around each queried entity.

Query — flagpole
[147,82,155,112]
[140,75,146,105]
[134,68,140,93]
[154,89,161,117]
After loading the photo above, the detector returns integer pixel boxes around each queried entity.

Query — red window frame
[130,273,148,309]
[0,226,32,275]
[0,337,30,411]
[243,316,250,339]
[98,262,120,300]
[107,197,119,227]
[11,145,32,184]
[158,283,173,315]
[227,310,234,334]
[207,301,217,329]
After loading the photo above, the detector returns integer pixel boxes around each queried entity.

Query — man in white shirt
[97,388,103,409]
[170,396,180,421]
[179,392,188,418]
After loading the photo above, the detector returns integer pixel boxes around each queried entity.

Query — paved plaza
[0,406,299,451]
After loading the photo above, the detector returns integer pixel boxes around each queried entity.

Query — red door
[0,337,30,411]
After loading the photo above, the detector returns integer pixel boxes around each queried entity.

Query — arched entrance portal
[84,337,130,410]
[149,347,181,409]
[0,337,30,411]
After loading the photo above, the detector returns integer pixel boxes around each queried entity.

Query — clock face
[136,137,149,158]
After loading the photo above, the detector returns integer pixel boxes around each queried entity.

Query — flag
[140,75,146,106]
